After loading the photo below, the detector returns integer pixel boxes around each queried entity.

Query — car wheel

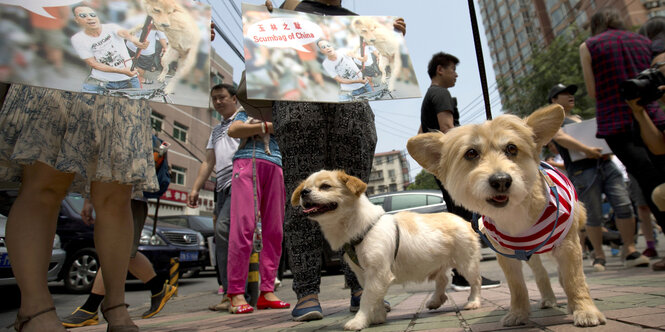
[63,248,98,293]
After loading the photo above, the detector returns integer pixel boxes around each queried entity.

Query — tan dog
[407,105,606,327]
[351,17,402,92]
[292,170,482,331]
[141,0,200,95]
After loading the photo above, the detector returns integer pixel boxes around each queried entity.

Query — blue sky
[209,0,503,180]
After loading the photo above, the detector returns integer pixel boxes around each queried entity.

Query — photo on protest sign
[242,3,420,103]
[0,0,210,108]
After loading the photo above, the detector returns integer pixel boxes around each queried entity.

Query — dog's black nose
[301,188,311,197]
[489,172,512,192]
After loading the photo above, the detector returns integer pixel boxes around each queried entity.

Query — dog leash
[343,215,399,269]
[471,162,561,261]
[251,140,262,253]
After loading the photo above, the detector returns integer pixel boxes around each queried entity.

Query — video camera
[619,64,665,106]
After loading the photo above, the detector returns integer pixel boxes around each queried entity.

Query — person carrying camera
[580,7,665,268]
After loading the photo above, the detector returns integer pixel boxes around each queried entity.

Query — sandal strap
[13,307,55,331]
[101,303,129,314]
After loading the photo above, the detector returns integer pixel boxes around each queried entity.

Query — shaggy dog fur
[351,17,402,92]
[139,0,201,95]
[407,105,606,327]
[292,170,481,330]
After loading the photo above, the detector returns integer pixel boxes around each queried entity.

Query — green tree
[407,169,439,190]
[500,28,595,119]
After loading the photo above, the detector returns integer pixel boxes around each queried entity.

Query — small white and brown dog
[407,105,606,327]
[292,170,482,331]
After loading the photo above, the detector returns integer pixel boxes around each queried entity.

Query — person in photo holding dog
[418,52,501,290]
[70,5,147,93]
[188,83,241,310]
[548,83,650,271]
[225,103,288,314]
[264,0,406,322]
[581,8,665,266]
[316,39,372,101]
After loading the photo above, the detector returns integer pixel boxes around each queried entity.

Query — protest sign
[242,3,420,103]
[0,0,210,108]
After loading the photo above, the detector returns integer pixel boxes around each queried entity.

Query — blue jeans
[82,76,140,94]
[339,83,372,101]
[568,159,634,227]
[214,186,231,291]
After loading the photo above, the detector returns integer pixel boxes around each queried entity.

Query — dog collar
[471,162,576,261]
[343,215,399,269]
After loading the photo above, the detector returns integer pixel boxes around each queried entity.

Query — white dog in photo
[292,170,482,331]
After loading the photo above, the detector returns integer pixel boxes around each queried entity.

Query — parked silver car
[0,213,67,286]
[368,189,447,214]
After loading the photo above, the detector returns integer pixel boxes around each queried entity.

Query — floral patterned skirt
[0,84,158,195]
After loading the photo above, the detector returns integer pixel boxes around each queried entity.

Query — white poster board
[561,118,612,161]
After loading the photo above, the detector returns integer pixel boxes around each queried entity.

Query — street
[1,241,665,331]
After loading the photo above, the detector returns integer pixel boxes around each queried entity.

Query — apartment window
[375,157,383,165]
[173,121,188,143]
[366,187,375,196]
[370,170,383,181]
[388,170,396,179]
[151,111,164,133]
[389,184,397,192]
[171,165,186,185]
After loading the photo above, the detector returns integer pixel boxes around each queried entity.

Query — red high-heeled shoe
[257,294,290,310]
[228,295,254,314]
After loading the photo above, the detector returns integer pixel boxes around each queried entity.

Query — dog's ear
[525,104,565,147]
[291,181,305,206]
[338,171,367,197]
[407,132,445,175]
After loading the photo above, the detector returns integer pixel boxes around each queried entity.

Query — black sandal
[13,306,56,331]
[101,304,139,332]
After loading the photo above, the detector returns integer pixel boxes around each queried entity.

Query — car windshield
[191,216,214,229]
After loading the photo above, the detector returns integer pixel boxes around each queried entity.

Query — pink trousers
[227,158,285,295]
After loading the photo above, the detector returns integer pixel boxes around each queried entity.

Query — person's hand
[81,198,95,225]
[211,21,215,41]
[265,0,274,12]
[188,190,199,208]
[626,98,646,114]
[393,17,406,36]
[584,146,603,159]
[135,39,150,50]
[120,68,138,77]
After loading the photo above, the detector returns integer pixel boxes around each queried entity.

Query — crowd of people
[2,1,665,331]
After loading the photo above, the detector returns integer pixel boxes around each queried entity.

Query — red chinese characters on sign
[161,189,188,203]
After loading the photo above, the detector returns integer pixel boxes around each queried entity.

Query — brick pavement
[73,257,665,332]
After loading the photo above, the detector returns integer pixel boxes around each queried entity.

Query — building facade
[367,150,411,196]
[476,0,659,106]
[146,50,233,218]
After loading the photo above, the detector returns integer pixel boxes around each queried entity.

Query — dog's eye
[505,144,518,156]
[464,149,479,160]
[319,183,331,190]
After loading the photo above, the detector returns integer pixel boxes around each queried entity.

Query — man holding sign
[70,5,148,93]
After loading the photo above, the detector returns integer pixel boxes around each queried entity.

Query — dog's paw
[426,295,446,310]
[157,73,167,83]
[540,297,557,309]
[572,309,606,327]
[463,299,481,310]
[370,308,387,324]
[501,311,529,326]
[264,148,271,155]
[344,317,369,331]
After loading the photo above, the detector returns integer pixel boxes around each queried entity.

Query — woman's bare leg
[6,162,73,331]
[90,181,134,327]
